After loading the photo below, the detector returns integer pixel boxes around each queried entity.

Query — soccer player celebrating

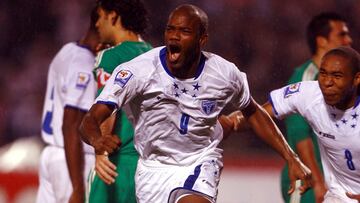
[87,0,152,202]
[80,4,311,203]
[261,46,360,203]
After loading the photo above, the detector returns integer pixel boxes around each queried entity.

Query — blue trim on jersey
[64,105,88,113]
[183,164,202,189]
[159,47,206,79]
[268,94,279,116]
[353,96,360,109]
[76,41,92,52]
[96,101,118,110]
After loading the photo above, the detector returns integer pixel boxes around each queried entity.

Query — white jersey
[270,81,360,202]
[41,42,95,153]
[97,46,251,166]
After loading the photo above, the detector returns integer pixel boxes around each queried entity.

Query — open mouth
[168,44,181,63]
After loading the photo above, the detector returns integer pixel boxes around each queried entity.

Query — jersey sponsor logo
[284,82,301,98]
[114,69,133,87]
[76,72,90,89]
[95,68,111,89]
[201,100,216,115]
[319,131,335,140]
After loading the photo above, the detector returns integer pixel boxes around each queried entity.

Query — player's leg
[176,194,211,203]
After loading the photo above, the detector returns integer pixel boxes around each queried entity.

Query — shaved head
[170,4,208,35]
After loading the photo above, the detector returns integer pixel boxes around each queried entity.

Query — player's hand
[287,156,312,195]
[228,110,245,131]
[346,192,360,202]
[313,181,326,203]
[95,152,118,185]
[68,191,85,203]
[92,134,121,155]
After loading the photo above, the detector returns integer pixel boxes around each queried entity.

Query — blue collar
[159,47,206,79]
[76,41,92,52]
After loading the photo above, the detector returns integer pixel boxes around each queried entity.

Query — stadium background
[0,0,359,202]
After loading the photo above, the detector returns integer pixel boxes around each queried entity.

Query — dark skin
[259,51,360,202]
[164,5,207,79]
[318,54,360,110]
[81,4,312,203]
[63,28,104,203]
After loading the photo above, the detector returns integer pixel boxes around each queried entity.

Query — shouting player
[80,4,311,203]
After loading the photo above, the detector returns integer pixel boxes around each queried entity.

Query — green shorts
[281,165,315,203]
[88,153,138,203]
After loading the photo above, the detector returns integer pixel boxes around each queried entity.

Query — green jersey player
[86,1,151,203]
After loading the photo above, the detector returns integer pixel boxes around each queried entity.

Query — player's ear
[199,33,208,48]
[316,36,327,49]
[354,72,360,87]
[108,11,120,26]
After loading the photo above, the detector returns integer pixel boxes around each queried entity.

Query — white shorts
[135,157,223,203]
[36,145,95,203]
[323,191,358,203]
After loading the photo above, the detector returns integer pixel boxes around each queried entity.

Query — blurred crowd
[1,0,359,155]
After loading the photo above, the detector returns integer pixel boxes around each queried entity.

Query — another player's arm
[346,193,360,202]
[80,103,121,184]
[296,138,326,203]
[267,102,326,200]
[245,99,312,194]
[218,111,244,139]
[62,107,86,203]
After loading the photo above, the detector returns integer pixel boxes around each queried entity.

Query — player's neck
[169,54,201,79]
[114,31,141,45]
[79,29,99,54]
[312,51,325,69]
[335,93,358,111]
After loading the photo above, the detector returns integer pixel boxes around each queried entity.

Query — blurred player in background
[264,46,360,203]
[86,0,152,203]
[282,12,352,203]
[37,6,101,203]
[80,4,311,203]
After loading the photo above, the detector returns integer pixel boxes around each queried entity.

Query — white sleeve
[95,65,144,109]
[269,82,306,119]
[230,67,251,110]
[64,60,96,111]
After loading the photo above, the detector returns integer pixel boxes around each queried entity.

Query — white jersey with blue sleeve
[41,42,95,153]
[269,81,360,202]
[96,46,251,166]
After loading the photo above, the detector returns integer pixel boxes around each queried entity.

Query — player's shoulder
[203,51,248,86]
[203,51,236,68]
[284,81,320,100]
[112,47,163,76]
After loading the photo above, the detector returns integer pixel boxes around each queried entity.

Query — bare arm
[80,103,121,154]
[346,193,360,202]
[62,107,86,203]
[79,103,121,184]
[244,98,312,194]
[296,138,326,203]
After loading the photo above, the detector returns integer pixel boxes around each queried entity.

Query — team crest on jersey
[284,82,301,98]
[76,72,90,89]
[201,100,217,115]
[114,69,133,87]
